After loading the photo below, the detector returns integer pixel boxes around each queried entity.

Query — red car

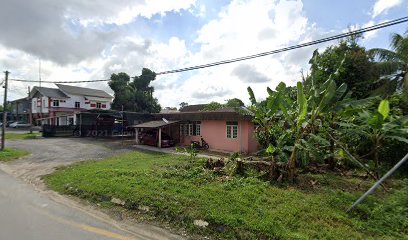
[140,130,175,147]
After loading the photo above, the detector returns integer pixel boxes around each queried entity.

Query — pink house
[151,107,260,154]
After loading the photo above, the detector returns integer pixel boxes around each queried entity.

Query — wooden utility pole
[28,86,33,134]
[121,105,124,146]
[1,71,9,151]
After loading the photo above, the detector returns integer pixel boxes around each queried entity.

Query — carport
[130,120,179,148]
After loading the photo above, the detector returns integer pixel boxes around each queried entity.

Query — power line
[156,16,408,75]
[8,78,110,83]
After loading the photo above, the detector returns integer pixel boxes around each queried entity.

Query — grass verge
[5,132,41,140]
[44,151,408,239]
[0,148,29,162]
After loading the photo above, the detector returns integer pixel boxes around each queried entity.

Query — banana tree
[248,79,348,182]
[341,99,408,176]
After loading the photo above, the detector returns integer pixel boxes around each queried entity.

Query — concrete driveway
[0,137,183,240]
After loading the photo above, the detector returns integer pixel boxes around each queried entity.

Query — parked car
[6,121,16,127]
[9,121,31,128]
[140,130,175,147]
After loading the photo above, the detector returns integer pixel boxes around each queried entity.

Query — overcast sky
[1,0,407,107]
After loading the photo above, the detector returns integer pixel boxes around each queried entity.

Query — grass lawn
[0,148,29,162]
[4,132,41,140]
[44,151,408,239]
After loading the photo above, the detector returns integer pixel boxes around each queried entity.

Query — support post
[1,71,9,151]
[158,128,162,148]
[135,128,139,144]
[347,153,408,213]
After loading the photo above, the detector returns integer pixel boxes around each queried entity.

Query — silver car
[9,122,31,128]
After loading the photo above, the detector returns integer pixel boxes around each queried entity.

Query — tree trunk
[287,147,297,182]
[374,144,379,179]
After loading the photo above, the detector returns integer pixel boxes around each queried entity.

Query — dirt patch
[1,137,131,190]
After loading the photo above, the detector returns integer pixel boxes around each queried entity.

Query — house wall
[180,120,260,153]
[51,94,111,110]
[31,96,49,114]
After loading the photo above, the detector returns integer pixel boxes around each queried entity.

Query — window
[188,124,193,136]
[52,100,59,107]
[180,121,201,136]
[226,121,238,139]
[96,102,101,108]
[75,102,80,108]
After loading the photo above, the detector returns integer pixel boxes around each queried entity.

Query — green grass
[44,151,408,239]
[0,148,29,162]
[4,132,41,140]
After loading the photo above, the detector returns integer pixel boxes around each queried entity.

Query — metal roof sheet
[130,120,179,128]
[31,86,69,98]
[56,84,113,99]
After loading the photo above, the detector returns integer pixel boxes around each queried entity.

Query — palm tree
[369,31,408,95]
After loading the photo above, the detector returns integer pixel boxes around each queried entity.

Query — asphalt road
[0,169,137,240]
[0,137,182,240]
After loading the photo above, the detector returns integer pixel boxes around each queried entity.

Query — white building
[30,84,113,125]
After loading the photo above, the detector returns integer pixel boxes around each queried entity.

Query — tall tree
[179,102,188,110]
[305,39,379,99]
[109,68,161,113]
[225,98,245,107]
[369,31,408,96]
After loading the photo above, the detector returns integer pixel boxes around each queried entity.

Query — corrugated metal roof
[31,86,69,98]
[179,104,207,112]
[130,120,179,128]
[56,84,113,99]
[154,107,254,121]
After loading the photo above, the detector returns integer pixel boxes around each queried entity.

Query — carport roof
[131,120,179,128]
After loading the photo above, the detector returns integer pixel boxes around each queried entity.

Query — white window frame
[96,102,101,109]
[52,100,59,107]
[75,102,80,108]
[195,122,201,136]
[226,121,238,139]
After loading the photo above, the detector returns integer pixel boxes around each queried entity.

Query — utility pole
[121,105,124,146]
[28,86,33,134]
[1,71,9,151]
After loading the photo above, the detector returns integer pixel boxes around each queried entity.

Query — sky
[0,0,407,108]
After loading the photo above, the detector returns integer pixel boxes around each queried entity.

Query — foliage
[201,98,245,111]
[202,101,223,111]
[225,98,244,107]
[369,31,408,98]
[179,102,188,110]
[248,69,351,181]
[5,132,41,140]
[108,68,161,113]
[0,104,11,112]
[44,151,408,239]
[176,144,198,161]
[338,100,408,176]
[304,39,379,99]
[0,148,29,161]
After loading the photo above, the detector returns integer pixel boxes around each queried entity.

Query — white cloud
[372,0,402,18]
[1,0,332,109]
[77,0,197,26]
[160,0,313,106]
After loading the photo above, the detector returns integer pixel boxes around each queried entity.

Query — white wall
[56,93,111,110]
[32,94,112,113]
[31,96,49,114]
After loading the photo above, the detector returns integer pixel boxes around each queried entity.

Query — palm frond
[374,61,402,76]
[390,33,408,63]
[369,48,401,62]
